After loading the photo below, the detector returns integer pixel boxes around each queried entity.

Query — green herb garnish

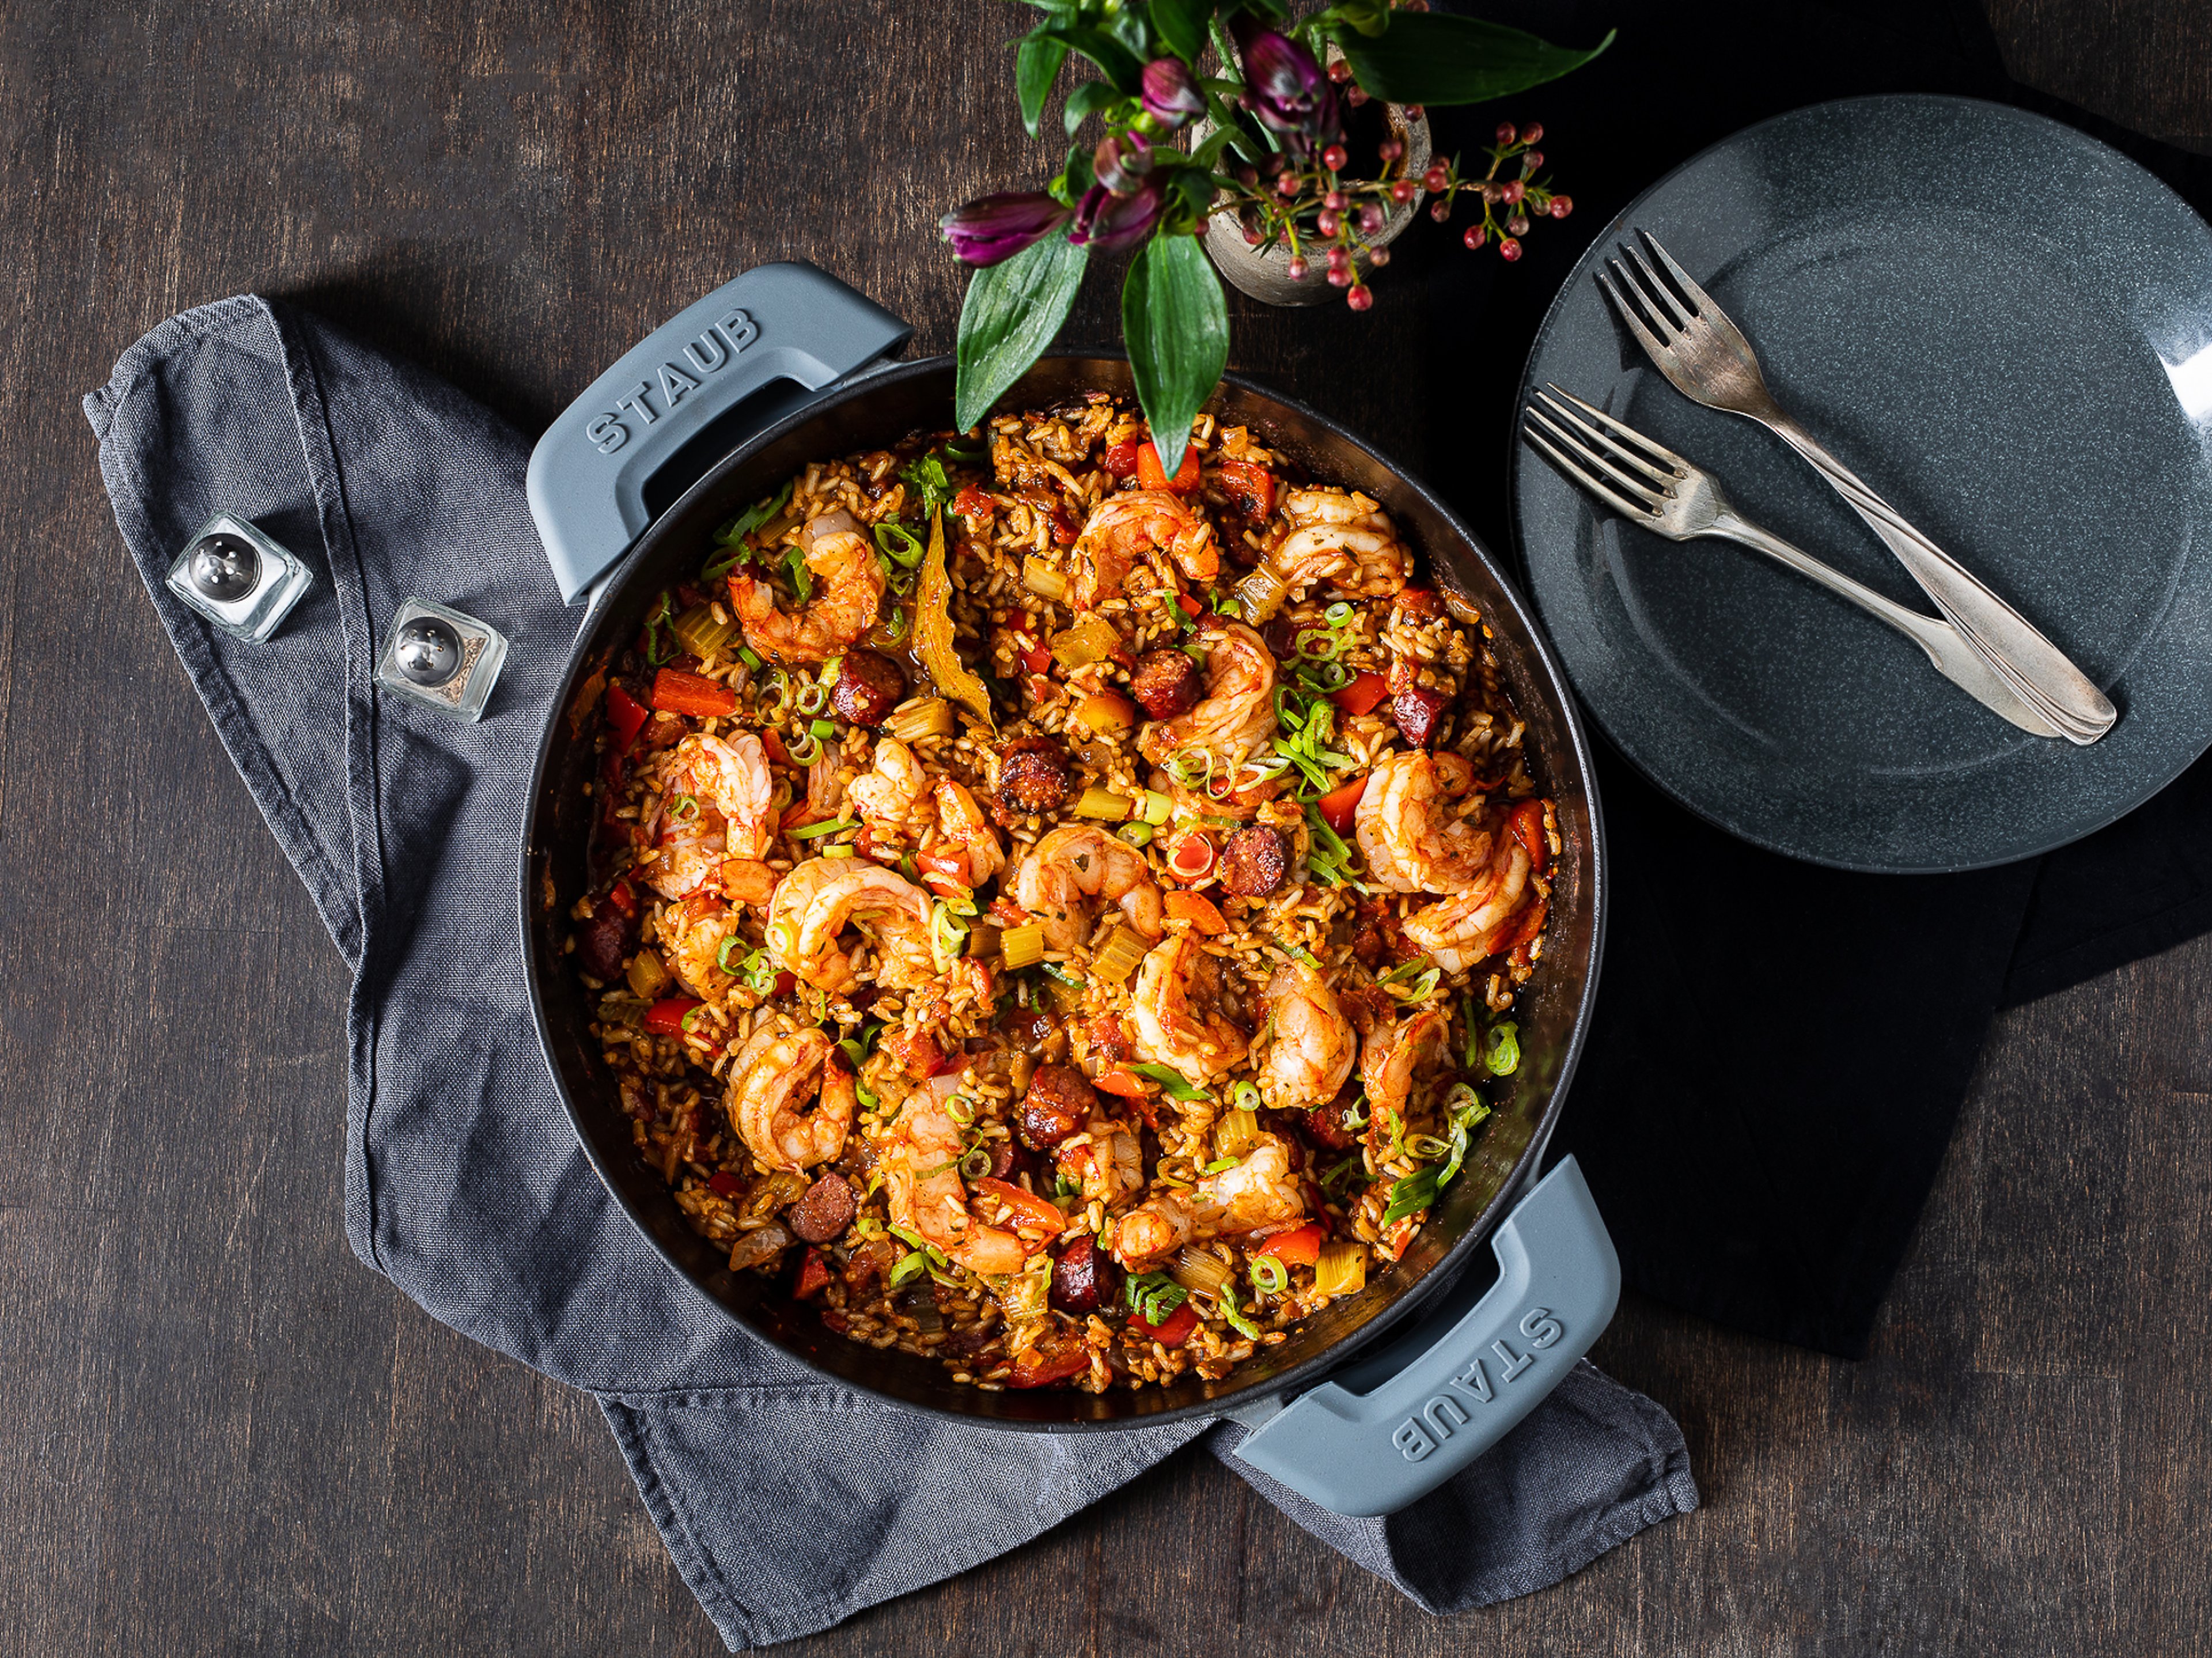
[1129,1062,1210,1102]
[1126,1271,1188,1326]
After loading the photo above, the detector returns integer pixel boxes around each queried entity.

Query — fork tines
[1595,229,1721,354]
[1519,385,1685,521]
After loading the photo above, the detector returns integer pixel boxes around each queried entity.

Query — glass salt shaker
[164,513,316,642]
[373,597,509,722]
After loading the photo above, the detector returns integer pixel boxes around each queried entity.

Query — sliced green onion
[838,1036,866,1069]
[786,730,822,764]
[737,645,764,671]
[1230,1081,1262,1112]
[873,520,926,566]
[1294,627,1342,661]
[889,1250,928,1287]
[767,922,796,955]
[1382,1167,1442,1225]
[789,816,857,841]
[1201,1156,1238,1175]
[822,843,855,858]
[1219,1292,1260,1339]
[931,898,974,962]
[1040,962,1084,987]
[809,718,838,740]
[740,950,778,993]
[1249,1255,1289,1296]
[958,1148,994,1180]
[1323,601,1355,627]
[1139,789,1174,826]
[1118,822,1154,847]
[794,680,830,716]
[716,936,747,975]
[1407,1133,1453,1160]
[1130,1062,1210,1102]
[1126,1271,1188,1326]
[1484,1021,1521,1077]
[680,1005,709,1033]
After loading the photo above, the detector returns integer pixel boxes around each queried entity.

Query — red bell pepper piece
[1132,1300,1200,1346]
[952,482,993,518]
[1330,669,1389,719]
[1506,798,1549,877]
[1101,436,1141,478]
[643,997,703,1036]
[759,727,792,768]
[794,1247,834,1299]
[1316,775,1369,835]
[1257,1222,1325,1267]
[1175,593,1203,619]
[1215,457,1275,518]
[1094,1067,1149,1100]
[605,879,638,918]
[650,667,738,718]
[1136,440,1202,494]
[972,1176,1065,1236]
[1009,1339,1094,1389]
[706,1170,743,1197]
[605,683,651,749]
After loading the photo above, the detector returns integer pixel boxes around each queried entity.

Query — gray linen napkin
[84,294,1698,1649]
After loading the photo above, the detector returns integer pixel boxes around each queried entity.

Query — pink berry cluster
[1225,101,1573,310]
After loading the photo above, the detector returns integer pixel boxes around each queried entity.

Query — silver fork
[1598,229,2115,746]
[1520,386,2065,737]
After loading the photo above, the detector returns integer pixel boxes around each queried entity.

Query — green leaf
[1149,0,1209,62]
[1036,24,1146,93]
[1334,16,1613,107]
[954,232,1090,434]
[1017,29,1071,137]
[1062,78,1123,135]
[1121,233,1227,480]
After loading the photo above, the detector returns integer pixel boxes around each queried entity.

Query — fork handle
[1713,514,2066,739]
[1762,415,2116,745]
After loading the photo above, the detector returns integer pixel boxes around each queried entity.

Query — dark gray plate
[1512,95,2212,872]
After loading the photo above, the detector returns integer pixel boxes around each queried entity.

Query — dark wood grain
[1,2,2206,1653]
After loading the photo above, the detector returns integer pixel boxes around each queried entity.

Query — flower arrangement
[941,0,1611,474]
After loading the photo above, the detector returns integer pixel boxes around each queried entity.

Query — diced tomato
[1330,670,1389,719]
[1506,798,1549,877]
[1132,1300,1200,1346]
[1009,1338,1094,1389]
[759,727,791,767]
[974,1176,1066,1235]
[1215,458,1275,519]
[1101,436,1141,478]
[605,683,651,749]
[794,1247,834,1299]
[1257,1222,1326,1267]
[650,667,738,718]
[1175,593,1203,618]
[1137,440,1203,494]
[1095,1067,1149,1099]
[885,1028,949,1080]
[953,482,993,518]
[643,997,702,1036]
[1316,775,1369,835]
[1164,890,1228,935]
[706,1170,743,1198]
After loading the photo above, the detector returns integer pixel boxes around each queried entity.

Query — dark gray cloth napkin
[84,294,1696,1649]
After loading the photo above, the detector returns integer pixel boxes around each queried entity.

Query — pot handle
[526,263,912,603]
[1230,1156,1618,1517]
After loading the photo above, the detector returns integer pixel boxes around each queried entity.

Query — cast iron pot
[520,264,1615,1517]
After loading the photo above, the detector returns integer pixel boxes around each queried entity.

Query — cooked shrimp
[850,736,928,838]
[675,733,776,858]
[881,1077,1031,1275]
[726,509,884,663]
[664,893,743,999]
[643,807,726,900]
[1128,933,1250,1085]
[938,779,1004,885]
[1055,1116,1145,1209]
[724,1021,855,1171]
[1271,486,1410,597]
[1403,835,1533,973]
[1360,1006,1449,1145]
[1137,619,1277,771]
[1257,960,1357,1111]
[1073,489,1217,607]
[1010,824,1165,952]
[1354,749,1490,895]
[1113,1135,1305,1269]
[768,858,935,991]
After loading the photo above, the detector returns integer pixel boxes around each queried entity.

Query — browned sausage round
[1050,1233,1124,1316]
[1017,1063,1097,1149]
[1219,825,1288,898]
[997,735,1074,816]
[1128,648,1202,720]
[831,649,907,727]
[575,903,637,982]
[786,1172,858,1243]
[1390,684,1452,749]
[1302,1095,1361,1152]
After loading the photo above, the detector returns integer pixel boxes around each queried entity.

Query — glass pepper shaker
[373,597,509,721]
[164,513,316,641]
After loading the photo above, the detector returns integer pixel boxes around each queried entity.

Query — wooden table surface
[5,3,2206,1653]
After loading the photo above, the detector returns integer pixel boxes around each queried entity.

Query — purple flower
[1232,19,1340,152]
[939,191,1074,266]
[1141,58,1206,128]
[1092,130,1153,195]
[1070,179,1165,255]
